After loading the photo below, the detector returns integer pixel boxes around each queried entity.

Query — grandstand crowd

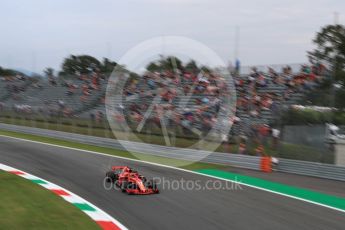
[114,68,231,138]
[0,62,327,155]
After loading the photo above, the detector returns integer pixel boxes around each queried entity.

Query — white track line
[0,134,344,214]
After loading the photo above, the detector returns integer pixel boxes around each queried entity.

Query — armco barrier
[0,123,261,171]
[1,123,345,181]
[277,158,345,181]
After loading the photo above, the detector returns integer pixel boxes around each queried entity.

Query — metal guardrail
[0,123,261,170]
[277,158,345,182]
[1,123,345,181]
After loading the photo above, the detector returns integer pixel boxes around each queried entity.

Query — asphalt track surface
[0,136,344,230]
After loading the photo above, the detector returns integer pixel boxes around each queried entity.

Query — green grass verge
[0,171,100,230]
[0,129,224,171]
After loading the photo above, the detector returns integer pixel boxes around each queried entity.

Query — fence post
[333,139,345,166]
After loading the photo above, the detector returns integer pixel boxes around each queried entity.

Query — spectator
[255,144,265,156]
[238,142,246,154]
[271,128,280,149]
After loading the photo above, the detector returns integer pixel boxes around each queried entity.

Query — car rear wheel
[147,180,159,193]
[152,182,157,190]
[145,180,152,188]
[105,171,118,183]
[121,181,128,192]
[105,176,112,183]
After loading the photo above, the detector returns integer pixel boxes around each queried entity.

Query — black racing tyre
[105,176,112,183]
[145,180,153,188]
[148,180,158,193]
[121,181,128,192]
[150,180,158,191]
[105,171,118,183]
[152,181,157,190]
[105,171,113,183]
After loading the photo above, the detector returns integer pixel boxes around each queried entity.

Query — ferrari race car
[105,166,159,195]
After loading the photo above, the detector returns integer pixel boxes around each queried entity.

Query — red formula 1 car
[105,166,159,195]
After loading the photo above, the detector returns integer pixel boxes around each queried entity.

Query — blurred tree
[306,24,345,109]
[146,56,183,72]
[200,65,211,73]
[146,62,160,72]
[0,66,17,76]
[160,56,183,71]
[44,67,54,77]
[185,60,199,72]
[308,24,345,83]
[101,58,117,74]
[60,55,101,75]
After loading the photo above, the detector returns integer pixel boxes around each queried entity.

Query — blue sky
[0,0,344,73]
